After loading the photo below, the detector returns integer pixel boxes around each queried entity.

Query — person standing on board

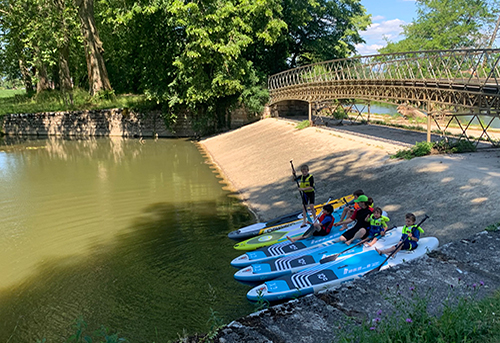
[294,164,316,227]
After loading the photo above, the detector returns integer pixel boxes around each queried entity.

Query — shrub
[296,120,311,130]
[391,141,433,160]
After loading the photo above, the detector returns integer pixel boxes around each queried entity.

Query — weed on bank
[338,282,500,343]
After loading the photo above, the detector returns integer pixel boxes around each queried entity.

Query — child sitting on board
[364,207,390,247]
[375,213,423,256]
[339,189,364,231]
[287,204,334,243]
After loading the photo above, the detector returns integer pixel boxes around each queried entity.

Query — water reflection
[0,137,255,342]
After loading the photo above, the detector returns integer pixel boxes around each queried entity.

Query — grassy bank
[0,88,152,117]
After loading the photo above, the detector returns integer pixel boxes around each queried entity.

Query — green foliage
[1,0,372,135]
[485,222,500,232]
[339,282,498,343]
[0,89,147,117]
[296,120,312,130]
[433,139,477,153]
[391,141,434,160]
[391,139,477,160]
[380,0,499,53]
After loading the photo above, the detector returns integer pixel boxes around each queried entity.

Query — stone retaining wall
[1,107,262,138]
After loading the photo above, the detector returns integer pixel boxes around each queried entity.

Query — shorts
[368,226,383,238]
[342,226,368,241]
[301,192,315,205]
[400,240,418,251]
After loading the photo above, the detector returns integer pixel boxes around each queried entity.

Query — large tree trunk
[55,0,74,104]
[35,50,51,93]
[18,58,34,94]
[75,0,112,95]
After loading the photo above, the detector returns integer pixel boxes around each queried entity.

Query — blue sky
[356,0,417,55]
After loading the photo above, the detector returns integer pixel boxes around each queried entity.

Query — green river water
[0,137,255,342]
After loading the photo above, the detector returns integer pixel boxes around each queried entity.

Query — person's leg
[346,228,366,245]
[367,237,378,247]
[375,245,395,255]
[309,203,316,221]
[301,206,308,227]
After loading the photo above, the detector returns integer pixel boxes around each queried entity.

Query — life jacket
[318,213,334,234]
[368,214,390,227]
[401,224,424,241]
[299,174,314,193]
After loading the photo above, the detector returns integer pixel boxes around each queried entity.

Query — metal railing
[268,49,500,110]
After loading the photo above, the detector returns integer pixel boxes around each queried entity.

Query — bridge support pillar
[427,115,431,142]
[308,102,312,125]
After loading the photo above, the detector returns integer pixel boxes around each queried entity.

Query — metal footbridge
[268,49,500,147]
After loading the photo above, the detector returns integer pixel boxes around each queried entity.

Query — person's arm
[365,214,371,222]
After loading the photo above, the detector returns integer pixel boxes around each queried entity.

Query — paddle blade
[320,253,339,264]
[302,224,315,237]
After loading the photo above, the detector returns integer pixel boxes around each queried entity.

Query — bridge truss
[268,49,500,148]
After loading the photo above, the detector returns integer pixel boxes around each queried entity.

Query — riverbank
[201,118,500,244]
[196,117,500,342]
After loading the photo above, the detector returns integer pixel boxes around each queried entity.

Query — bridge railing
[268,49,500,91]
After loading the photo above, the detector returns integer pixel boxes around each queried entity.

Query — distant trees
[0,0,370,132]
[380,0,500,53]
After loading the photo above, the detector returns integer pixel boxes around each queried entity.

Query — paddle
[365,215,429,276]
[319,225,397,264]
[290,160,313,224]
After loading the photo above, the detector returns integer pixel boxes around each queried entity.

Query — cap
[354,195,369,203]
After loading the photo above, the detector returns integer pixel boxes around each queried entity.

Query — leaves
[380,0,500,53]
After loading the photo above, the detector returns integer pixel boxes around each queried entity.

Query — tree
[380,0,500,53]
[75,0,112,95]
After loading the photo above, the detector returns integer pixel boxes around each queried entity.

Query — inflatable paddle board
[234,227,403,282]
[228,194,354,241]
[233,210,343,251]
[231,221,355,267]
[247,237,439,302]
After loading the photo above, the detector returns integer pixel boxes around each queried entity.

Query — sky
[356,0,418,55]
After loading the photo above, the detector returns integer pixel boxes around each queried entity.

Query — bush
[391,139,476,160]
[391,141,434,160]
[296,120,311,130]
[339,282,497,343]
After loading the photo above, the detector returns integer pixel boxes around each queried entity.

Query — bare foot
[287,235,296,243]
[345,239,352,246]
[375,247,383,255]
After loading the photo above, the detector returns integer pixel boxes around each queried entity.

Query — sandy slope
[201,118,500,244]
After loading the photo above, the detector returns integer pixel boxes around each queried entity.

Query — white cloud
[355,44,385,56]
[371,15,385,21]
[355,18,407,56]
[363,19,405,38]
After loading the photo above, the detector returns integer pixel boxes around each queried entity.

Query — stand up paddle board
[228,194,354,241]
[235,227,403,282]
[247,237,439,302]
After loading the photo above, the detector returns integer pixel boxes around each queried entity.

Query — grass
[339,282,500,343]
[296,120,311,129]
[391,140,476,160]
[0,89,25,98]
[0,88,154,117]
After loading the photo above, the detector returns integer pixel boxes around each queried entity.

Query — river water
[0,137,255,342]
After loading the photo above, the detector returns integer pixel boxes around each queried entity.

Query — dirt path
[201,118,500,245]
